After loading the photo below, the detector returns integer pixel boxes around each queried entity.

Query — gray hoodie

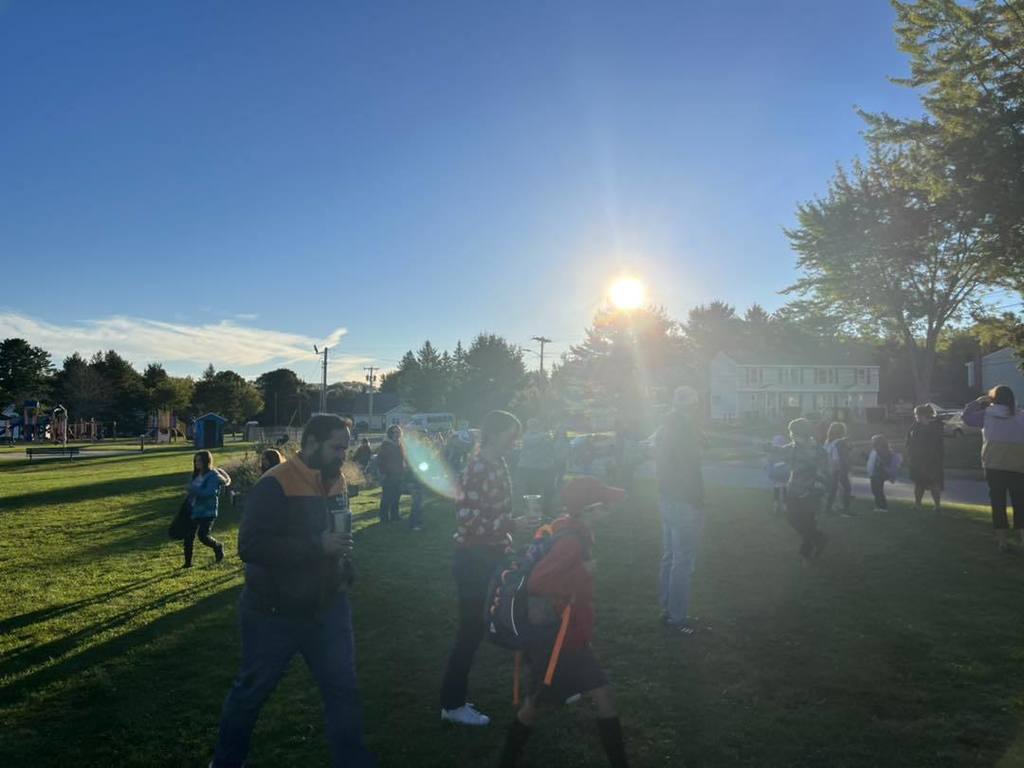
[962,401,1024,473]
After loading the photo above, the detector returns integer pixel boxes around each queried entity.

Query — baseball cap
[560,475,627,514]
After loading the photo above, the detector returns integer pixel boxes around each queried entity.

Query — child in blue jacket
[184,450,232,567]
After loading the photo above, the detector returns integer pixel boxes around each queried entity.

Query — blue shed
[193,412,227,449]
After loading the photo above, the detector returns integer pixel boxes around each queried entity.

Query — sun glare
[609,277,646,311]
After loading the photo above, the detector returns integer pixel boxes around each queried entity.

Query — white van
[405,412,456,433]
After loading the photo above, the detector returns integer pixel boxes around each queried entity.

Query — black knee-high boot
[596,717,628,767]
[498,719,532,768]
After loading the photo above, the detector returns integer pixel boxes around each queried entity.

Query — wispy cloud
[0,310,359,378]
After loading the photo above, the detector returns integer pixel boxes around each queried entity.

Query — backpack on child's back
[485,523,578,650]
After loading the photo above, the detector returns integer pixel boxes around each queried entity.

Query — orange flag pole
[513,651,522,705]
[544,605,572,687]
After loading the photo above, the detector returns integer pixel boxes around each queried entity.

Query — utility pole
[314,345,329,414]
[364,366,378,429]
[531,336,552,376]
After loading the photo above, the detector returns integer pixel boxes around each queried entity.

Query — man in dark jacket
[376,425,406,522]
[211,414,376,768]
[654,386,705,636]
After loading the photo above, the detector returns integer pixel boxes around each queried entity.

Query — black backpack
[168,499,192,540]
[484,525,580,651]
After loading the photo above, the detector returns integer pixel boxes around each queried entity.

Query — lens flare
[404,432,458,499]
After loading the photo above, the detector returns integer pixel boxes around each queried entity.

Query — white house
[966,347,1024,397]
[710,351,880,422]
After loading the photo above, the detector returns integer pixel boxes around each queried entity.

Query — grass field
[2,446,1024,766]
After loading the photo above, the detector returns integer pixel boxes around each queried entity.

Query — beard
[305,451,344,478]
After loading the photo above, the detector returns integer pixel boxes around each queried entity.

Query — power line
[531,336,552,375]
[364,366,379,423]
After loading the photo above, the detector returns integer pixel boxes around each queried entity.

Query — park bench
[25,447,81,462]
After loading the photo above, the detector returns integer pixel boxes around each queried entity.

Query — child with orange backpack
[497,475,629,768]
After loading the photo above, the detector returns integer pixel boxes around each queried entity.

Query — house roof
[196,412,227,423]
[716,350,879,367]
[981,347,1019,364]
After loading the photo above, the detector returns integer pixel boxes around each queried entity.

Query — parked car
[404,412,456,433]
[940,410,980,438]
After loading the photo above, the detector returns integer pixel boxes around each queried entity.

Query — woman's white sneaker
[441,703,490,726]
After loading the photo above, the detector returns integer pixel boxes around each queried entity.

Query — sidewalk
[703,458,990,507]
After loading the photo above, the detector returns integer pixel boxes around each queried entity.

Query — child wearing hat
[498,475,629,768]
[784,418,830,559]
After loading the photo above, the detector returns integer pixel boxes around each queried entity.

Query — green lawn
[2,448,1024,766]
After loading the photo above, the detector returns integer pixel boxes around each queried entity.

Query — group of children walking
[768,404,948,559]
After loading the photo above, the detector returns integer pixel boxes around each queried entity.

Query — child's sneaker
[441,703,490,726]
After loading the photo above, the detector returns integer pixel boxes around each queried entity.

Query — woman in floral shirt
[440,410,522,727]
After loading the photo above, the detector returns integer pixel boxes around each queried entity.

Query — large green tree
[0,338,52,405]
[53,353,112,421]
[565,305,688,430]
[255,368,303,425]
[192,368,264,427]
[786,149,999,401]
[865,0,1024,288]
[399,341,449,411]
[449,334,527,423]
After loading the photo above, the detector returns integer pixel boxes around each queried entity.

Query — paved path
[702,459,990,507]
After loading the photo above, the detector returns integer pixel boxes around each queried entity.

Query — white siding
[709,354,881,421]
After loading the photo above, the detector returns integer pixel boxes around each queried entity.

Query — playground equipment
[51,405,68,446]
[146,410,186,443]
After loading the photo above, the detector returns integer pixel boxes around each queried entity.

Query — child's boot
[498,719,532,768]
[596,717,629,768]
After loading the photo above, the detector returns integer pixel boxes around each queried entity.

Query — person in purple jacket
[963,386,1024,551]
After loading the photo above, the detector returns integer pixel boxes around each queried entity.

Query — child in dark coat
[906,405,944,511]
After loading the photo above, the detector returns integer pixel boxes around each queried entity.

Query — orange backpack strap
[513,651,522,706]
[543,604,572,686]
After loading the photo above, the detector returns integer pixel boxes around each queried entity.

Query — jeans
[213,592,376,768]
[379,478,402,522]
[184,517,220,565]
[408,482,425,528]
[986,469,1024,530]
[870,475,888,510]
[440,547,501,710]
[658,497,703,624]
[825,471,852,514]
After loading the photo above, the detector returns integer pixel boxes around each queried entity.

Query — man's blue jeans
[658,497,704,624]
[213,591,376,768]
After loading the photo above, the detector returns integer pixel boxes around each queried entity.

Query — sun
[609,277,646,311]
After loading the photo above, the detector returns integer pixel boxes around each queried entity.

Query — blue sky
[0,0,922,382]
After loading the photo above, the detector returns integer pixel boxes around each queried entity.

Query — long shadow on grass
[0,470,187,513]
[0,572,175,632]
[0,569,242,687]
